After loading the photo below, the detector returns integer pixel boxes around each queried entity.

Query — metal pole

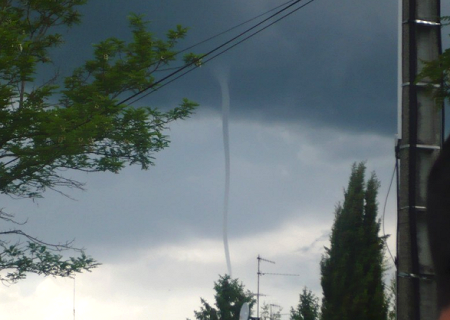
[73,277,76,320]
[256,255,276,319]
[397,0,442,318]
[257,255,261,319]
[269,304,272,320]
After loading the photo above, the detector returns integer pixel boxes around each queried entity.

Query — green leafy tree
[190,275,255,320]
[320,163,388,320]
[261,302,271,320]
[416,17,450,105]
[0,0,199,282]
[271,305,282,320]
[290,287,319,320]
[261,302,282,320]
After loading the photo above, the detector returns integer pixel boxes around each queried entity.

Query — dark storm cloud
[215,0,398,135]
[7,109,394,265]
[3,2,449,317]
[8,0,428,260]
[47,0,398,136]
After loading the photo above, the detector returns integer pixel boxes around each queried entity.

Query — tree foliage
[190,275,255,320]
[290,287,319,320]
[260,303,270,320]
[320,163,388,320]
[0,0,198,282]
[0,236,99,283]
[416,16,450,106]
[386,276,396,320]
[261,302,282,320]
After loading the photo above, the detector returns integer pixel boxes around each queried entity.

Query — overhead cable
[382,162,397,266]
[118,0,304,106]
[155,0,297,73]
[177,0,297,54]
[124,0,316,106]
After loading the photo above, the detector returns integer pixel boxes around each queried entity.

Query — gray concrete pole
[397,0,443,319]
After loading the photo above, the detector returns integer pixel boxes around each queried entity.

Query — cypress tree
[320,163,387,320]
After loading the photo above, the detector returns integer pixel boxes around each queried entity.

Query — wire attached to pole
[120,0,316,106]
[382,162,397,266]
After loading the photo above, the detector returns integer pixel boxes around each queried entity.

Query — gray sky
[1,0,449,319]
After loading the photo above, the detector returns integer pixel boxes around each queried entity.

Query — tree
[320,163,388,320]
[190,274,256,320]
[386,276,396,320]
[261,302,271,320]
[261,302,282,320]
[290,287,319,320]
[416,16,450,105]
[0,0,199,283]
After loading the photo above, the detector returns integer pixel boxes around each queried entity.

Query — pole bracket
[400,205,426,211]
[400,144,441,151]
[402,82,441,88]
[398,271,435,281]
[403,19,441,26]
[399,144,441,151]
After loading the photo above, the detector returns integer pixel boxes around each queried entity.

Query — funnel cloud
[216,68,232,278]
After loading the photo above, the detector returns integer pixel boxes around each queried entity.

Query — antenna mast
[257,255,274,319]
[256,255,299,319]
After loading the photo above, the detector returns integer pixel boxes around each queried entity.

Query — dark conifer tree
[190,275,255,320]
[290,287,320,320]
[320,163,387,320]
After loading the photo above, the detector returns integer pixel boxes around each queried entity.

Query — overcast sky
[1,0,449,319]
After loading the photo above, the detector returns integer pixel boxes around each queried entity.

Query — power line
[202,0,315,64]
[382,161,397,266]
[118,0,304,106]
[177,0,298,55]
[124,0,316,106]
[154,0,297,72]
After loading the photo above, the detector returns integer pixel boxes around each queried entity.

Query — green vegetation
[290,287,319,320]
[261,302,282,320]
[0,0,198,282]
[320,163,388,320]
[190,275,255,320]
[417,17,450,105]
[190,164,393,320]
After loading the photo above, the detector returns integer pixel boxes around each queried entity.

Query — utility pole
[397,0,442,319]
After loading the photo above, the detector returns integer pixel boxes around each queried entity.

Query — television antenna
[270,304,282,320]
[256,255,299,319]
